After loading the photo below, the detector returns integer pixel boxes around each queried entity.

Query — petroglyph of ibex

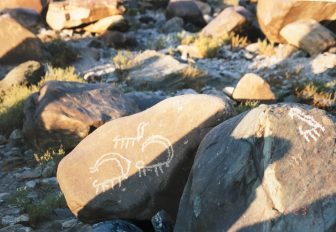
[288,107,325,143]
[135,135,174,177]
[90,153,131,194]
[89,122,174,193]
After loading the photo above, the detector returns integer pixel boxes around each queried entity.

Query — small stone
[16,169,41,181]
[40,177,58,186]
[9,129,23,141]
[0,192,9,204]
[222,87,235,97]
[161,17,184,33]
[62,219,78,229]
[0,135,7,145]
[1,214,29,226]
[25,180,37,189]
[245,43,259,53]
[42,163,55,178]
[232,73,276,102]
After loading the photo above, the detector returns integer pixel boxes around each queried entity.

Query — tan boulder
[84,15,126,34]
[46,0,125,31]
[0,0,48,14]
[202,6,251,38]
[257,0,336,43]
[280,19,336,56]
[0,16,43,64]
[57,94,235,223]
[232,73,275,101]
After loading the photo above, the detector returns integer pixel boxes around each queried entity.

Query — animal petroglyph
[136,135,174,177]
[113,122,148,149]
[90,153,131,194]
[288,107,325,143]
[89,122,174,193]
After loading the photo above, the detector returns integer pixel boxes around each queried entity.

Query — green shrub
[45,39,79,68]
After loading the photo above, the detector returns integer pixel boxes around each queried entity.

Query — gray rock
[161,17,184,33]
[175,104,336,231]
[0,135,7,145]
[1,214,29,226]
[0,225,32,232]
[125,91,167,111]
[151,210,174,232]
[92,220,143,232]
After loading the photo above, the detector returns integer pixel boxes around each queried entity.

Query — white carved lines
[288,107,325,143]
[89,122,174,194]
[90,153,131,194]
[136,135,175,177]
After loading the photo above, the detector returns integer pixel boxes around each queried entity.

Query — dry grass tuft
[257,39,276,56]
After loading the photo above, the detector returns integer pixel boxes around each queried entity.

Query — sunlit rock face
[57,94,235,223]
[175,104,336,232]
[257,0,336,43]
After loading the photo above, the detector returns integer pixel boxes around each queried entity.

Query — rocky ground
[0,0,335,232]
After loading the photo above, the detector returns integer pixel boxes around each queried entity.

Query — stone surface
[232,73,275,101]
[257,0,336,43]
[175,104,336,231]
[23,81,139,149]
[57,94,235,223]
[0,8,42,31]
[125,91,167,111]
[202,6,251,38]
[46,0,126,30]
[126,50,208,90]
[0,16,43,64]
[0,61,45,91]
[166,0,206,27]
[84,15,126,34]
[100,31,136,48]
[280,19,336,56]
[161,17,184,34]
[92,220,143,232]
[0,0,48,14]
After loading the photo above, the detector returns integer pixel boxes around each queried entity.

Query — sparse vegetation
[193,34,229,58]
[34,145,66,167]
[0,66,83,134]
[152,37,167,50]
[7,187,66,227]
[178,32,197,45]
[235,101,260,114]
[112,50,135,71]
[294,80,336,114]
[45,39,79,68]
[257,39,276,56]
[230,33,249,49]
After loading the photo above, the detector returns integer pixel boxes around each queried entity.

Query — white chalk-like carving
[288,107,325,142]
[113,122,148,149]
[136,135,174,177]
[90,122,174,193]
[90,152,131,194]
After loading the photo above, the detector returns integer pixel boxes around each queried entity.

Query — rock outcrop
[46,0,125,31]
[257,0,336,43]
[175,104,336,231]
[57,94,235,223]
[23,81,139,149]
[0,16,43,64]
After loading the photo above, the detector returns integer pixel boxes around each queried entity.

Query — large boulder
[280,19,336,56]
[57,94,235,223]
[257,0,336,43]
[175,104,336,231]
[0,8,42,31]
[0,16,43,64]
[23,81,139,150]
[46,0,126,31]
[166,0,206,27]
[0,0,48,14]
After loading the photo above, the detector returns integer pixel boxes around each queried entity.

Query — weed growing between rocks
[295,80,336,114]
[45,39,79,68]
[234,101,260,114]
[193,34,229,58]
[7,186,66,227]
[0,67,84,134]
[230,33,249,49]
[257,39,276,56]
